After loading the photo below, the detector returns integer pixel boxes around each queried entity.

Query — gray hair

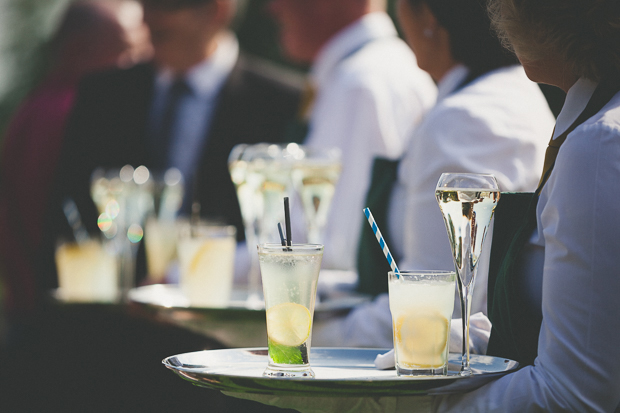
[487,0,620,81]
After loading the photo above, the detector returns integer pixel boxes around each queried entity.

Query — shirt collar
[155,32,239,97]
[310,12,397,87]
[435,64,468,102]
[553,77,598,139]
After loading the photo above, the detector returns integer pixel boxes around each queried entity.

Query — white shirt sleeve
[309,71,433,271]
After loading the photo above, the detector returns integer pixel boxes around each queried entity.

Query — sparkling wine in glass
[243,143,298,245]
[228,143,262,305]
[291,147,341,245]
[435,173,500,375]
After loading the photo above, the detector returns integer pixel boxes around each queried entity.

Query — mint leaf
[268,339,304,365]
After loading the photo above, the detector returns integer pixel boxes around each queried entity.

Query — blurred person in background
[42,0,303,289]
[0,0,150,344]
[317,0,554,349]
[268,0,438,272]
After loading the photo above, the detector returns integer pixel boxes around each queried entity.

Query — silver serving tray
[163,348,518,396]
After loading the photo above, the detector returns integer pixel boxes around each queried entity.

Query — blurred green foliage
[0,0,72,150]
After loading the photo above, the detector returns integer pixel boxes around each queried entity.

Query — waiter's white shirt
[314,65,554,349]
[389,64,553,316]
[436,78,620,412]
[304,12,437,271]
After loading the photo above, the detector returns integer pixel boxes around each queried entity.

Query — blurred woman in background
[348,0,554,350]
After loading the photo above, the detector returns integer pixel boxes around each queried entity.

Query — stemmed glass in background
[91,164,156,300]
[229,143,299,305]
[229,143,342,306]
[228,143,262,305]
[435,173,500,375]
[291,146,341,245]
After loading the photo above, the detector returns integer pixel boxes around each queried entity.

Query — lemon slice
[266,302,312,347]
[189,241,213,274]
[394,312,449,368]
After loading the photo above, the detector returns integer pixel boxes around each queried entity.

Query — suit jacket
[41,54,303,290]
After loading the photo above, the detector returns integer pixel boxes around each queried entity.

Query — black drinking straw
[284,197,292,248]
[277,222,286,247]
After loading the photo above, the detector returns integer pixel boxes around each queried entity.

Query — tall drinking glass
[435,173,500,375]
[388,270,455,376]
[258,243,323,378]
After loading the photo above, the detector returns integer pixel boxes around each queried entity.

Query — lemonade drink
[55,238,119,302]
[177,223,236,307]
[258,243,323,378]
[144,217,178,283]
[388,270,455,376]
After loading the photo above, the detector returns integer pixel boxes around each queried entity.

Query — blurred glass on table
[229,143,341,303]
[90,164,156,299]
[144,168,184,283]
[55,237,119,302]
[229,143,298,304]
[177,220,236,307]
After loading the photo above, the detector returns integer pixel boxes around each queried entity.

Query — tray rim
[163,347,519,397]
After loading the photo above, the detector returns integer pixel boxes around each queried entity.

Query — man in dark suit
[41,0,302,288]
[14,1,303,410]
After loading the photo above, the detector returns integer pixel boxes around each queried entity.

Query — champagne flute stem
[457,275,473,376]
[245,222,262,308]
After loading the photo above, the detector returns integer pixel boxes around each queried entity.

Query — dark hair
[50,1,121,53]
[408,0,518,76]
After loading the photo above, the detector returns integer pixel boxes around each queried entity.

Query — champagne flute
[228,143,261,305]
[291,146,341,245]
[435,173,500,375]
[243,143,298,245]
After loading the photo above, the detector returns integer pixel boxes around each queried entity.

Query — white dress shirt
[313,64,554,350]
[436,78,620,412]
[304,12,437,271]
[149,32,238,208]
[390,64,553,319]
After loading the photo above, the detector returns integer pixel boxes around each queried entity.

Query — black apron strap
[355,158,400,296]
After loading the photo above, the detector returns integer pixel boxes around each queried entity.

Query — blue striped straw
[363,207,400,278]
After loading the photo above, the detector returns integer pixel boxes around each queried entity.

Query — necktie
[537,128,563,189]
[538,78,620,191]
[298,79,316,122]
[152,77,191,170]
